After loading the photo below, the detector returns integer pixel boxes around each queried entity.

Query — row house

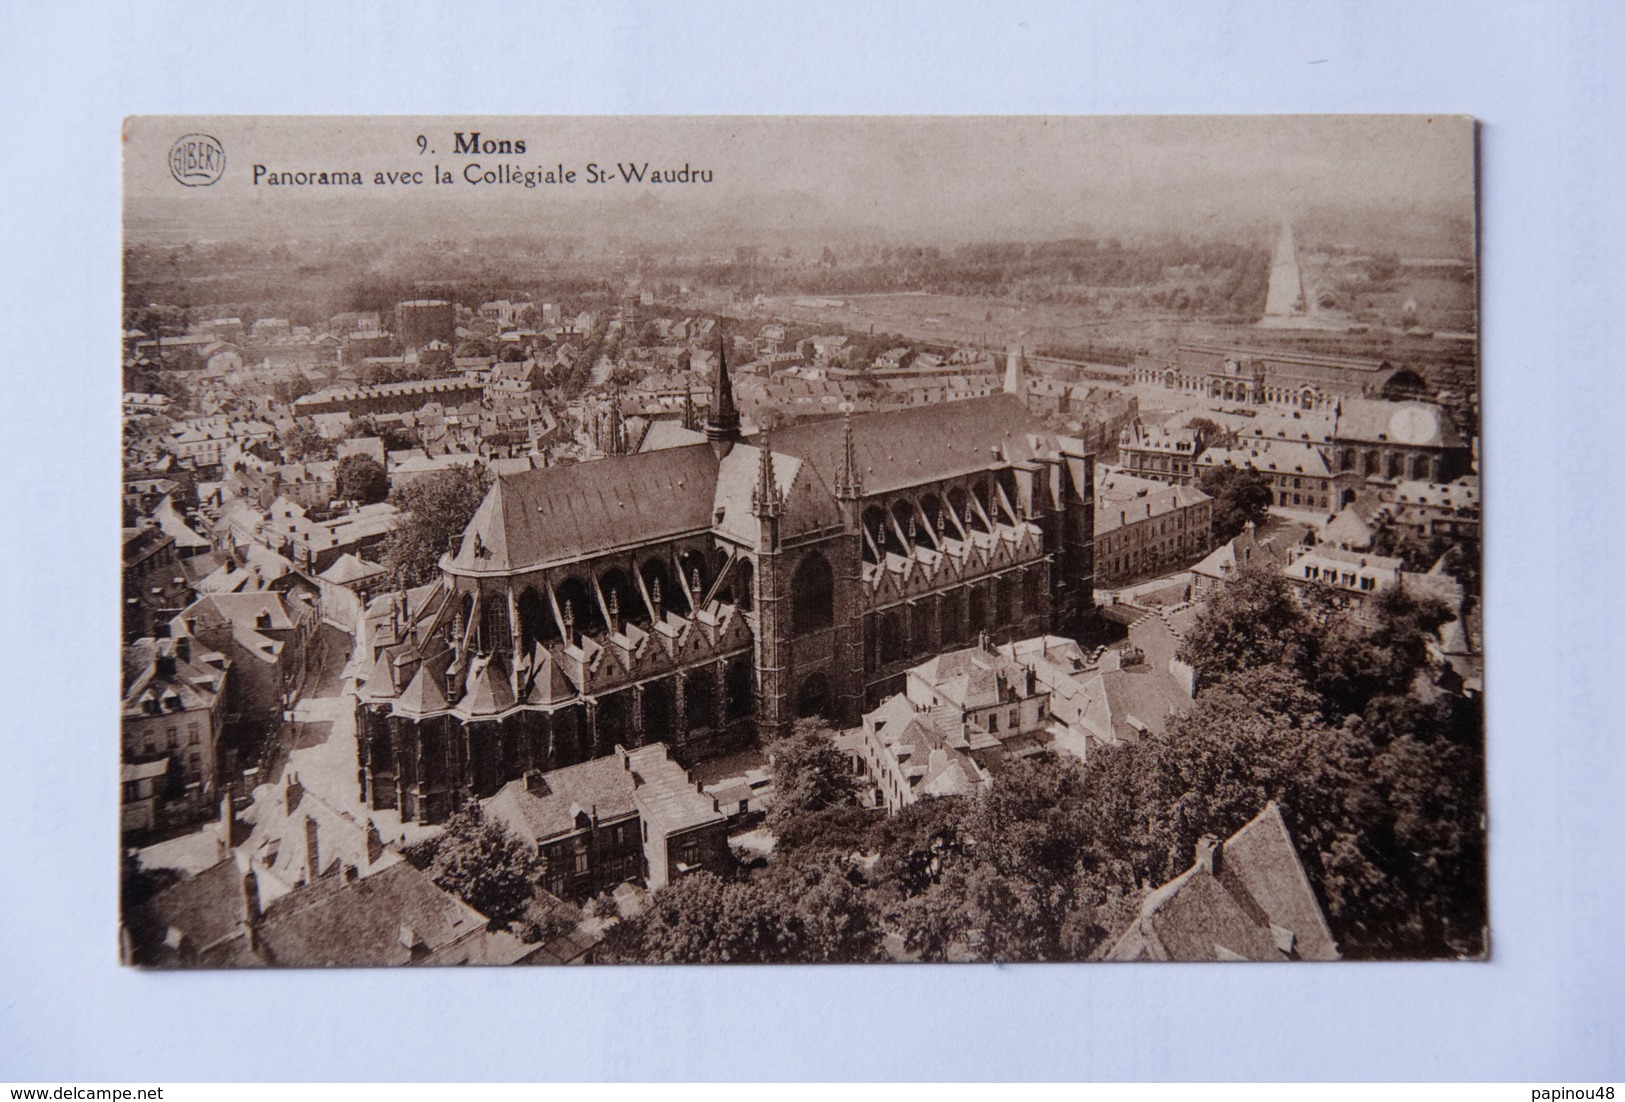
[1118,418,1213,485]
[1094,477,1215,582]
[1197,440,1353,513]
[484,742,729,900]
[120,635,231,828]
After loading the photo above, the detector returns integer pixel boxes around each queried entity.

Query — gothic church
[353,345,1096,822]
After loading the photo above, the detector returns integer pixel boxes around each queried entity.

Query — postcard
[119,115,1482,967]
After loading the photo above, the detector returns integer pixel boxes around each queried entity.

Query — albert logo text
[168,133,225,187]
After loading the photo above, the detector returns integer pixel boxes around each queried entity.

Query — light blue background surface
[1,0,1620,1082]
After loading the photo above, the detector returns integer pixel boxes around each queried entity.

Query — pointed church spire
[608,383,626,455]
[835,412,862,500]
[705,323,741,458]
[751,438,781,518]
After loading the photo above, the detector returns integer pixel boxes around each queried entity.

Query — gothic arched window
[795,671,831,719]
[725,658,755,719]
[791,550,836,634]
[684,669,716,732]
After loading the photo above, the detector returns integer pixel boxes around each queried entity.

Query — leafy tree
[516,896,583,944]
[1177,565,1316,688]
[1186,416,1225,442]
[767,718,856,829]
[1073,648,1484,960]
[1199,464,1274,541]
[884,758,1101,962]
[360,361,408,386]
[349,414,418,454]
[1309,584,1452,719]
[599,860,885,964]
[599,872,744,962]
[581,893,619,922]
[425,807,540,928]
[767,857,886,963]
[336,454,389,505]
[1370,522,1480,594]
[773,804,879,858]
[281,422,335,461]
[381,464,491,585]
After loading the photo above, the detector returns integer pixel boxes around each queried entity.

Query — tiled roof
[711,442,838,544]
[121,637,229,717]
[240,774,399,893]
[632,746,727,836]
[485,755,643,842]
[911,643,1038,711]
[1092,662,1192,742]
[146,858,248,956]
[1323,507,1375,547]
[1200,440,1332,479]
[1106,802,1339,962]
[449,395,1067,577]
[485,743,719,844]
[448,445,722,574]
[760,394,1057,499]
[393,651,452,717]
[318,552,386,585]
[456,652,518,718]
[1334,399,1463,448]
[861,695,991,802]
[254,861,485,967]
[1096,482,1211,536]
[638,421,707,453]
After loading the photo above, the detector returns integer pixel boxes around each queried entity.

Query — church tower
[705,327,742,459]
[751,439,791,738]
[832,414,866,726]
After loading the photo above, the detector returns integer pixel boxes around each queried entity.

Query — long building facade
[352,352,1096,823]
[1131,343,1429,411]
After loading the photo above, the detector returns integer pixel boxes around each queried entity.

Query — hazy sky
[124,115,1475,247]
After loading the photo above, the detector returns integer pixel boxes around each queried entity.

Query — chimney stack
[217,780,236,848]
[304,814,322,882]
[284,771,303,814]
[237,854,261,933]
[399,924,428,959]
[1194,834,1223,876]
[364,818,384,866]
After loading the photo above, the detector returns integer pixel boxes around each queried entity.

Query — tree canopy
[417,807,540,928]
[1199,464,1274,542]
[585,549,1480,964]
[280,422,335,462]
[767,718,857,829]
[599,858,885,964]
[336,454,389,505]
[1178,565,1317,688]
[381,464,491,585]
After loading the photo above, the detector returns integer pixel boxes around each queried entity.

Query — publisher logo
[168,133,226,187]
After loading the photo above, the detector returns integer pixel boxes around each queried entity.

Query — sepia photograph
[119,114,1484,968]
